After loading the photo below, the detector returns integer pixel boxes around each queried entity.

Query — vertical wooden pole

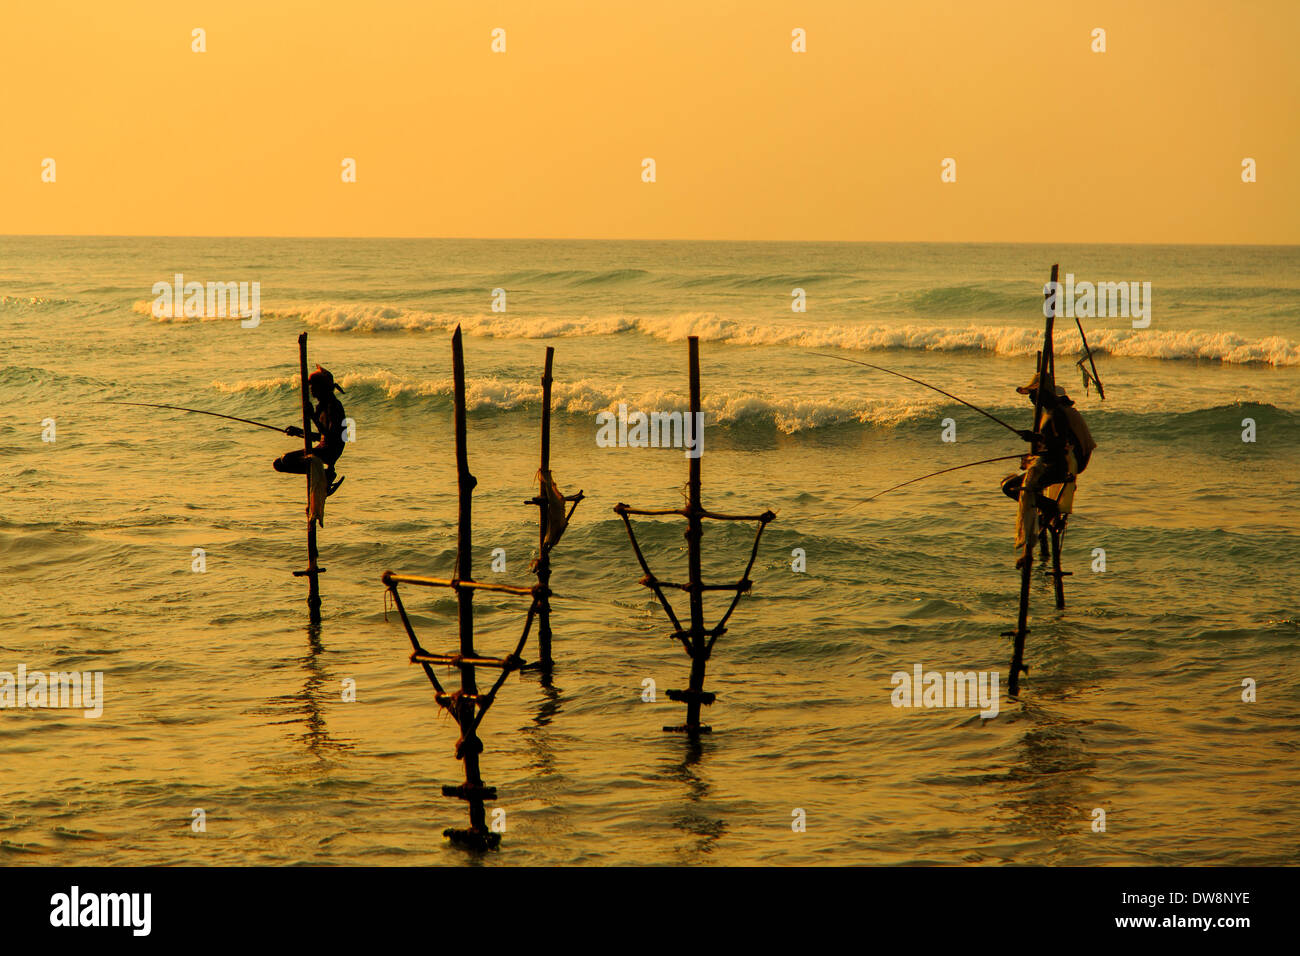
[684,336,707,735]
[1009,555,1032,695]
[1040,266,1057,401]
[1037,349,1049,572]
[535,346,555,671]
[1050,525,1066,609]
[298,332,321,625]
[1009,264,1058,695]
[450,327,487,836]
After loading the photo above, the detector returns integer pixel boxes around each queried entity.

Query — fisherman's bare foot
[327,475,345,496]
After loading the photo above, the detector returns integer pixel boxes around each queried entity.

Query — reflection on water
[521,677,563,777]
[999,703,1096,840]
[997,625,1097,842]
[263,624,353,765]
[663,738,727,862]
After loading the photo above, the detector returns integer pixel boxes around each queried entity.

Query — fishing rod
[104,401,290,434]
[809,352,1028,439]
[854,454,1025,507]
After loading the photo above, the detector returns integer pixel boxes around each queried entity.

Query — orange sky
[1,0,1295,242]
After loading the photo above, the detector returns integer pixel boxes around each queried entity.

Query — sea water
[1,237,1296,865]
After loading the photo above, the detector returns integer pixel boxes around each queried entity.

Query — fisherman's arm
[285,407,325,440]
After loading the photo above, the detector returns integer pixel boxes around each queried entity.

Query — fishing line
[855,454,1025,506]
[801,452,1024,520]
[808,352,1026,438]
[103,401,289,434]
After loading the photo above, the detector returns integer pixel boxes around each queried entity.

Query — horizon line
[2,234,1298,248]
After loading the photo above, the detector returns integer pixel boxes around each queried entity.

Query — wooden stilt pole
[296,332,322,625]
[523,347,583,676]
[1008,556,1032,695]
[535,347,556,671]
[445,326,495,848]
[683,338,708,736]
[1049,524,1068,609]
[1007,265,1058,696]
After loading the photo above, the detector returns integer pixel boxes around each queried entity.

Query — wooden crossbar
[412,651,524,669]
[648,578,752,593]
[381,571,541,598]
[613,503,775,523]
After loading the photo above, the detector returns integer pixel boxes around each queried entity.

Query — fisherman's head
[1016,372,1069,407]
[308,365,345,401]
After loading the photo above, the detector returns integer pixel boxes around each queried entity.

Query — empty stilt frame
[613,336,775,737]
[382,326,543,850]
[523,346,584,673]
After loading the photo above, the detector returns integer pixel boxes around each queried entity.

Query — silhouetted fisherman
[275,365,346,496]
[1001,372,1096,567]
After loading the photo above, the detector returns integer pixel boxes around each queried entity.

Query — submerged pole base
[1002,629,1029,696]
[293,570,325,622]
[443,828,501,851]
[1046,569,1072,609]
[1005,655,1030,697]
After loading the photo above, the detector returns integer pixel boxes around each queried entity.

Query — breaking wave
[211,370,951,432]
[210,372,1299,437]
[138,299,1300,367]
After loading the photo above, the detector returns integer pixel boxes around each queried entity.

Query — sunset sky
[1,0,1295,242]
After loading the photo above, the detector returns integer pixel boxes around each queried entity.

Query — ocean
[1,237,1297,865]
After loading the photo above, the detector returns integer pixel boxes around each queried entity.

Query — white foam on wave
[210,370,944,433]
[151,298,1300,366]
[265,303,640,338]
[1084,328,1300,366]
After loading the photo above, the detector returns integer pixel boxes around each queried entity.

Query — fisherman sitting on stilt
[274,365,347,496]
[1001,372,1096,568]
